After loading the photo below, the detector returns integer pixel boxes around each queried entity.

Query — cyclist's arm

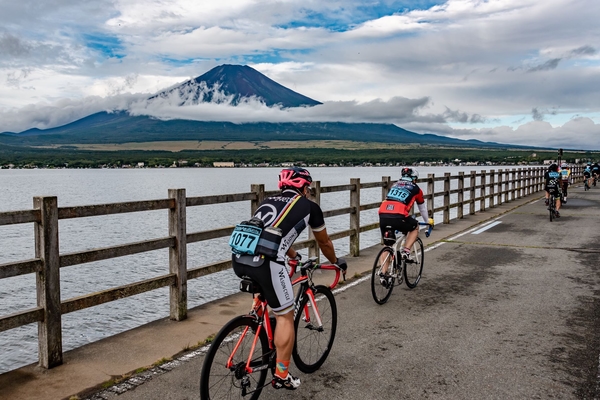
[312,228,337,264]
[417,202,429,223]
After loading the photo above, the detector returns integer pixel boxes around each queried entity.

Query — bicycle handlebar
[418,222,434,238]
[287,256,343,289]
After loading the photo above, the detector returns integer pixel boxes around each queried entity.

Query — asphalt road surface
[88,187,600,400]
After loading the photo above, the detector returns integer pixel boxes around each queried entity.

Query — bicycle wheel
[549,195,554,222]
[404,237,424,288]
[293,285,337,373]
[371,246,396,305]
[200,315,270,400]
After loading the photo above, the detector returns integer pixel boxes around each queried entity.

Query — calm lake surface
[0,166,512,373]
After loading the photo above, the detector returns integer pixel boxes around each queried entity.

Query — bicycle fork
[295,288,325,332]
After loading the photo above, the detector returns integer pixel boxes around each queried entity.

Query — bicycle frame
[225,258,342,378]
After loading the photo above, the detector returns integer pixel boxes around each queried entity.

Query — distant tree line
[0,144,596,169]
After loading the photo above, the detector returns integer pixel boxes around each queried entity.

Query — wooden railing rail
[0,166,584,370]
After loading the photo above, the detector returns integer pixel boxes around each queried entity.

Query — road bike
[371,222,433,305]
[199,257,344,400]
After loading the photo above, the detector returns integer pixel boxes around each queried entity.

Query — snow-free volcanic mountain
[148,64,322,108]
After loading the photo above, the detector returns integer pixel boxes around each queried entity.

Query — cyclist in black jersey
[231,167,347,390]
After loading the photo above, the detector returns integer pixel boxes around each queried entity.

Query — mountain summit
[149,64,322,108]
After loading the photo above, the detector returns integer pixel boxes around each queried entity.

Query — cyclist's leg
[262,260,298,386]
[400,216,419,256]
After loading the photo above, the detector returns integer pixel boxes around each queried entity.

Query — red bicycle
[199,257,344,400]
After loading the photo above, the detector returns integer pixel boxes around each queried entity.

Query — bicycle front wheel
[371,246,396,304]
[293,285,337,373]
[200,315,270,400]
[404,237,424,288]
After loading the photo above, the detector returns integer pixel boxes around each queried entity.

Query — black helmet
[401,167,419,181]
[548,163,558,172]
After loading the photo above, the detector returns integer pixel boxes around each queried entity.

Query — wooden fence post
[34,196,62,369]
[350,178,360,257]
[511,169,516,201]
[382,176,391,199]
[457,172,464,219]
[480,170,486,212]
[251,184,265,214]
[469,171,476,215]
[309,181,321,260]
[497,169,503,205]
[443,173,450,224]
[427,174,435,222]
[489,169,495,208]
[169,189,187,321]
[517,168,523,199]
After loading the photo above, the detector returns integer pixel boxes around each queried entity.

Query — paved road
[88,186,600,400]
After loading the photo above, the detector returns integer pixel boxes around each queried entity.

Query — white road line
[471,221,502,235]
[446,218,502,241]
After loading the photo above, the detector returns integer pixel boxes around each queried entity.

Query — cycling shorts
[545,185,561,197]
[232,254,294,315]
[379,214,418,237]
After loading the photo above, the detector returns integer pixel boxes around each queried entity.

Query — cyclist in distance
[544,163,562,217]
[231,167,347,390]
[592,161,600,186]
[559,162,571,203]
[583,163,592,188]
[378,167,434,263]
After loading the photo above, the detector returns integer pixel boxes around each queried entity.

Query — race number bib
[229,224,262,255]
[387,187,410,202]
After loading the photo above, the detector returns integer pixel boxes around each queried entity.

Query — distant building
[213,162,235,167]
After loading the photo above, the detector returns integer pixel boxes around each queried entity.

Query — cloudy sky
[1,0,599,150]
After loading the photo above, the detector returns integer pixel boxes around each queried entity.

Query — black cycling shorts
[379,214,418,237]
[232,254,294,315]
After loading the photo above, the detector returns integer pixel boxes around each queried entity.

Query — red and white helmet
[278,167,313,190]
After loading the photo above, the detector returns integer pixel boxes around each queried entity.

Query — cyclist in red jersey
[378,167,434,260]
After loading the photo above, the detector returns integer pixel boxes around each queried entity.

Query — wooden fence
[0,166,583,370]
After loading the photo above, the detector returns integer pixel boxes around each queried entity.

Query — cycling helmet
[400,167,419,181]
[561,162,568,168]
[278,167,313,190]
[548,163,558,172]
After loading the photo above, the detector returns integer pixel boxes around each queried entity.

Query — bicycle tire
[293,285,337,373]
[404,237,424,288]
[371,246,395,305]
[200,315,270,400]
[549,195,554,222]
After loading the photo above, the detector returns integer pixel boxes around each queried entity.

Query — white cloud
[1,0,600,149]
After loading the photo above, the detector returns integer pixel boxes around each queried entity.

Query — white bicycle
[371,222,433,305]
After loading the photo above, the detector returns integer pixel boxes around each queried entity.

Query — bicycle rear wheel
[404,237,424,288]
[293,285,337,373]
[371,246,396,304]
[200,315,270,400]
[549,195,554,222]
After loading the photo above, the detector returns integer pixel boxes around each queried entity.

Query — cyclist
[583,163,592,189]
[559,162,571,203]
[231,167,347,390]
[592,162,600,186]
[544,163,562,217]
[378,167,434,283]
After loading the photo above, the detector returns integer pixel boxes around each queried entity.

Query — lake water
[0,165,519,373]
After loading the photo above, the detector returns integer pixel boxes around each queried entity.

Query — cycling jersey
[592,164,600,175]
[583,167,592,178]
[378,178,425,235]
[232,189,326,315]
[559,168,570,182]
[378,178,425,217]
[544,171,561,196]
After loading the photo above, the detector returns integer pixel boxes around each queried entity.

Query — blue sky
[0,0,599,149]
